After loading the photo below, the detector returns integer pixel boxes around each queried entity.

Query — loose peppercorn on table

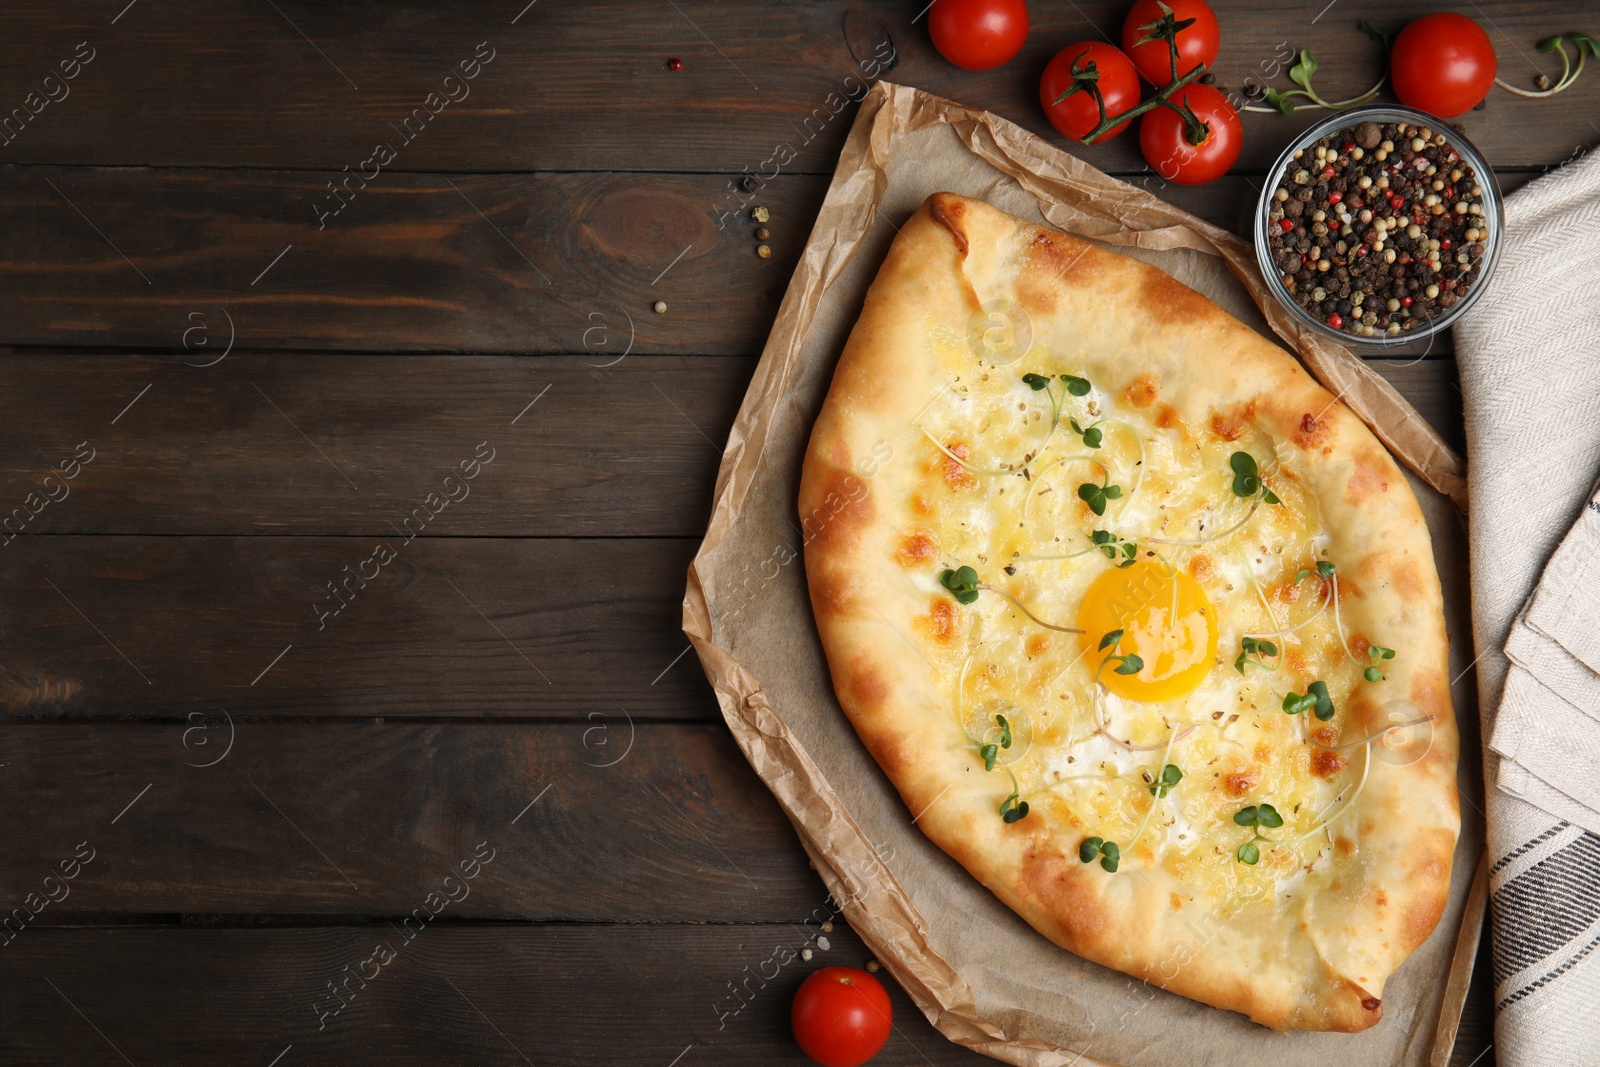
[0,2,1589,1064]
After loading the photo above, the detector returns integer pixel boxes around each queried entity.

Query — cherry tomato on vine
[928,0,1029,71]
[791,967,892,1067]
[1121,0,1220,86]
[1040,42,1141,143]
[1138,84,1241,185]
[1390,13,1497,117]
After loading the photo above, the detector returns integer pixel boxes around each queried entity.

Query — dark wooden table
[3,1,1591,1063]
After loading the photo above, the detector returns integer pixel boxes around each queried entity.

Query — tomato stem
[1076,59,1209,145]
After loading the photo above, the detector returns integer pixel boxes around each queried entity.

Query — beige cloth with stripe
[1455,144,1600,1065]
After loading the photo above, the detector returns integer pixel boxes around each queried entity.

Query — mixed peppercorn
[1266,119,1489,339]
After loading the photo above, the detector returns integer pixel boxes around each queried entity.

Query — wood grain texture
[0,167,1532,355]
[0,0,1524,1059]
[0,536,713,719]
[2,922,984,1066]
[0,0,1588,173]
[0,354,745,536]
[0,722,821,920]
[0,170,828,354]
[0,358,1458,536]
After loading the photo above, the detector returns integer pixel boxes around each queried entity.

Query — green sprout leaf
[1288,49,1319,90]
[1236,636,1280,674]
[1150,763,1183,798]
[1281,690,1316,715]
[1363,646,1395,684]
[939,566,981,605]
[1317,561,1336,579]
[1113,654,1145,675]
[1262,86,1297,115]
[1233,802,1282,863]
[1022,372,1049,390]
[1068,417,1104,449]
[1079,835,1121,871]
[1537,34,1565,53]
[980,743,999,772]
[1000,791,1030,824]
[996,714,1013,749]
[1061,374,1092,397]
[1308,679,1335,721]
[1283,681,1335,719]
[1099,628,1124,652]
[1078,477,1123,516]
[1227,451,1277,503]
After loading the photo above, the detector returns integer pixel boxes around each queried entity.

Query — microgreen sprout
[1234,636,1280,674]
[1078,836,1120,872]
[1149,763,1183,798]
[1023,371,1092,432]
[1255,49,1383,115]
[1077,474,1124,516]
[1000,789,1030,824]
[1068,416,1104,449]
[939,566,980,605]
[941,565,1086,633]
[1228,451,1280,505]
[1090,529,1139,568]
[1232,803,1284,864]
[1282,680,1335,721]
[1364,645,1395,683]
[1295,560,1337,583]
[1098,628,1145,677]
[1496,33,1598,98]
[979,713,1014,771]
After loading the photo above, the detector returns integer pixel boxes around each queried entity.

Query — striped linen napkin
[1455,144,1600,1066]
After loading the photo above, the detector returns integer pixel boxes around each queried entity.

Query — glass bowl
[1252,105,1504,349]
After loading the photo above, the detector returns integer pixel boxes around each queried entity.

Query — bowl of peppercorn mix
[1254,105,1503,346]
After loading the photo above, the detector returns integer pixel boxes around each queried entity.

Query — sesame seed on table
[1,1,1584,1063]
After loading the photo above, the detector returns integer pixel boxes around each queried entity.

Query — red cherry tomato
[1138,84,1242,185]
[1121,0,1220,86]
[791,967,892,1067]
[1390,13,1497,117]
[1040,42,1141,143]
[928,0,1029,71]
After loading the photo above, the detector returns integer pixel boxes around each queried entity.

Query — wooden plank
[1,922,996,1065]
[0,536,714,719]
[0,355,747,537]
[0,722,822,920]
[0,170,830,354]
[0,167,1529,355]
[0,358,1462,537]
[0,0,1586,173]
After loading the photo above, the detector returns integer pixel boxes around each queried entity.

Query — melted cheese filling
[911,356,1373,903]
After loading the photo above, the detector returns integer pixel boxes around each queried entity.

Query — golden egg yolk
[1076,559,1218,703]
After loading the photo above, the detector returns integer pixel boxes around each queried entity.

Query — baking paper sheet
[684,80,1484,1067]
